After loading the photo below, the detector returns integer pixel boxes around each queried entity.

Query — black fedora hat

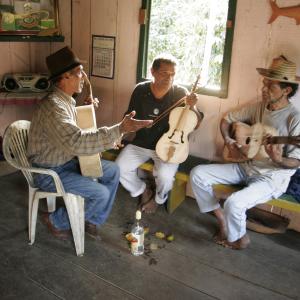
[46,46,86,81]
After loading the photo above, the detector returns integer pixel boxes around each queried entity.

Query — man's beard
[269,93,284,104]
[263,92,284,104]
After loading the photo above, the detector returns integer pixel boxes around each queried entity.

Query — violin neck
[151,96,185,126]
[176,105,191,130]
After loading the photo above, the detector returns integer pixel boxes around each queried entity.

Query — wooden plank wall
[1,0,300,163]
[71,0,140,127]
[0,0,71,137]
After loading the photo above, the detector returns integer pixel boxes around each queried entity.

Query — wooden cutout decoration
[268,0,300,25]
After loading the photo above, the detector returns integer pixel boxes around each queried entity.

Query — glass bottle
[131,210,144,256]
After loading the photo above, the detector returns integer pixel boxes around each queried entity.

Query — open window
[137,0,237,98]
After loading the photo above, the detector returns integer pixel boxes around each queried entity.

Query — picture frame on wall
[91,35,115,79]
[0,0,60,36]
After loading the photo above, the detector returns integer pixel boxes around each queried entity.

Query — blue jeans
[34,159,120,230]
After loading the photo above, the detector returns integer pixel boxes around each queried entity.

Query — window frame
[136,0,237,98]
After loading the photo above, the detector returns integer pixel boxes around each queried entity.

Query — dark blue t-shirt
[126,81,187,150]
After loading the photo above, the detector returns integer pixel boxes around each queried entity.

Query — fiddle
[76,72,102,177]
[155,75,201,163]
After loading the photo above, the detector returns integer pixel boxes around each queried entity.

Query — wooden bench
[213,184,300,213]
[102,150,300,214]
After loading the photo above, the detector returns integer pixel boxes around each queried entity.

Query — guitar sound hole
[246,137,251,144]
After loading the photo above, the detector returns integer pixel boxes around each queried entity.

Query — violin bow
[190,74,200,94]
[151,75,200,126]
[83,71,99,108]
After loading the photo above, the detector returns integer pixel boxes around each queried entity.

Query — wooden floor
[0,171,299,300]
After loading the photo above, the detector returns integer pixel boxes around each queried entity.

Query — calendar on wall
[92,35,115,79]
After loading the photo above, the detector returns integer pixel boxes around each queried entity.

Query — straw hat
[46,46,86,80]
[257,55,300,84]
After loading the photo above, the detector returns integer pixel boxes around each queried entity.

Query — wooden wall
[71,0,141,127]
[0,0,71,137]
[70,0,300,161]
[1,0,300,162]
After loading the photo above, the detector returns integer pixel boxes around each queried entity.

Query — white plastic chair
[3,120,85,256]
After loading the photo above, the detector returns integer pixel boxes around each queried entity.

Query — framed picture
[0,0,60,36]
[91,35,115,79]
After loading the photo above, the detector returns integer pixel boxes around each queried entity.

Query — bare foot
[212,208,227,244]
[218,234,250,250]
[139,185,154,206]
[213,228,227,244]
[142,198,158,214]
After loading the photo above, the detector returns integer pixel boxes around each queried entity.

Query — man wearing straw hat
[27,46,152,240]
[190,55,300,250]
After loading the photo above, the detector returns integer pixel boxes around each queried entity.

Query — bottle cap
[136,210,142,220]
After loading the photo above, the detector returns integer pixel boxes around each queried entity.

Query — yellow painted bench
[213,184,300,213]
[102,150,300,214]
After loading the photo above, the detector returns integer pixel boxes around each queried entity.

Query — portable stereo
[1,73,51,92]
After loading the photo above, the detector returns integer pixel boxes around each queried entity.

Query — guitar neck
[269,136,297,145]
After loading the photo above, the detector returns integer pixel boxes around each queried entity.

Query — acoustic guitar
[223,122,300,162]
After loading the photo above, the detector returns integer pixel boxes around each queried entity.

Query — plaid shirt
[27,87,121,167]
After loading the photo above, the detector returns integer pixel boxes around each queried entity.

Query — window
[137,0,237,98]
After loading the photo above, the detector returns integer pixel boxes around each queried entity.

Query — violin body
[156,106,198,163]
[76,105,103,178]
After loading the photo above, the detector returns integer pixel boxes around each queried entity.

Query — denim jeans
[34,159,120,230]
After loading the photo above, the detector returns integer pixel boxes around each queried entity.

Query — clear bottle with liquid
[131,210,144,256]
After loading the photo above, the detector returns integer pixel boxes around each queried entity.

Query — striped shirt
[27,87,121,167]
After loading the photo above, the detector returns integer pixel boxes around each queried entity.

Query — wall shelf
[0,92,48,105]
[0,35,64,42]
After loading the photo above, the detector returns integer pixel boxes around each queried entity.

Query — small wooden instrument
[155,76,200,163]
[223,122,300,162]
[76,104,103,178]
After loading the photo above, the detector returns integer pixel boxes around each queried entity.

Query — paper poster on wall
[92,35,115,79]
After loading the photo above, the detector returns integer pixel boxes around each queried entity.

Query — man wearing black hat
[27,46,152,240]
[190,55,300,250]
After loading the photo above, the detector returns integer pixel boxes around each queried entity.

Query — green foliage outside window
[137,0,236,98]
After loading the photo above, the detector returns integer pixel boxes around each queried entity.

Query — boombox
[1,73,52,92]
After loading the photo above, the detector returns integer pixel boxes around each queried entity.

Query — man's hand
[185,92,198,107]
[113,137,125,150]
[225,136,248,160]
[263,134,283,163]
[119,111,153,134]
[84,96,99,108]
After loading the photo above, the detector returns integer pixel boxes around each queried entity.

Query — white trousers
[115,144,179,204]
[190,163,281,242]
